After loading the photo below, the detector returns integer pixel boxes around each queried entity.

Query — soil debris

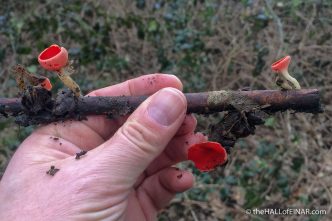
[209,110,267,154]
[46,165,60,176]
[75,150,87,159]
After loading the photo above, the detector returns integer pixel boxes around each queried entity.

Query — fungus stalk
[275,75,292,90]
[279,68,301,89]
[57,67,81,97]
[271,55,301,90]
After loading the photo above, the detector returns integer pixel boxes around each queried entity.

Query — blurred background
[0,0,331,220]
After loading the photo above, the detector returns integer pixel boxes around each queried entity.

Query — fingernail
[147,88,185,126]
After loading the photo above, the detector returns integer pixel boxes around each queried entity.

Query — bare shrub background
[0,0,331,220]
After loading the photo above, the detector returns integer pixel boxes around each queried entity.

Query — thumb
[95,88,187,181]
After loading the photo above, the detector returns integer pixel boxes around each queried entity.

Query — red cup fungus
[40,78,52,91]
[271,55,301,89]
[38,44,68,71]
[271,55,291,72]
[188,141,227,172]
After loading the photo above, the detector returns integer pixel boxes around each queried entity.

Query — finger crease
[140,185,160,212]
[158,174,177,196]
[80,121,107,141]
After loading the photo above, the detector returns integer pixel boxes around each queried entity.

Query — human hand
[0,74,206,221]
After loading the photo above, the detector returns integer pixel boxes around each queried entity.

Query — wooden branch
[0,89,323,126]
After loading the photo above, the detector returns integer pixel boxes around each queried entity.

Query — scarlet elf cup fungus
[271,55,301,90]
[39,77,52,91]
[13,64,53,91]
[38,44,81,97]
[188,142,227,172]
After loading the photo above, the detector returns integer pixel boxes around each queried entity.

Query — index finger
[81,74,183,139]
[89,74,182,97]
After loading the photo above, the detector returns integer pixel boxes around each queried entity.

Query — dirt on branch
[0,88,323,127]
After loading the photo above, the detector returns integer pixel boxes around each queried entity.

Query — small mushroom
[39,78,53,91]
[271,55,301,89]
[188,141,227,172]
[12,64,53,91]
[38,44,81,96]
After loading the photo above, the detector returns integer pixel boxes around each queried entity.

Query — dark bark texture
[0,88,323,127]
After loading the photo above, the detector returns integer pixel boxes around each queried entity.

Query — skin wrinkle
[165,140,183,162]
[80,119,108,142]
[134,147,173,188]
[42,164,123,220]
[92,147,143,185]
[73,176,125,202]
[138,168,184,214]
[118,120,161,158]
[175,115,197,136]
[148,151,174,176]
[26,149,67,163]
[127,78,136,96]
[137,185,158,221]
[158,173,178,197]
[73,195,127,221]
[49,121,105,150]
[32,132,83,155]
[102,112,193,143]
[82,93,122,139]
[9,142,68,169]
[13,169,71,220]
[133,170,149,190]
[105,115,131,139]
[97,150,140,185]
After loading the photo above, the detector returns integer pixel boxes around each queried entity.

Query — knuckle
[119,120,159,156]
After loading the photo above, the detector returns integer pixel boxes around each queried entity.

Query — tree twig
[0,89,323,126]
